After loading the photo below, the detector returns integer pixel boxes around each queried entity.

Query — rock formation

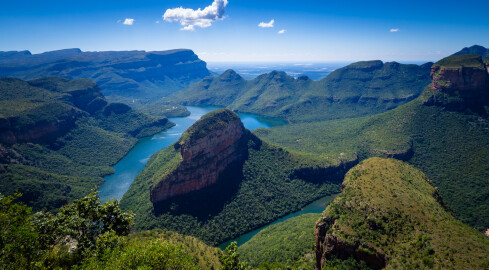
[426,54,489,113]
[150,109,248,203]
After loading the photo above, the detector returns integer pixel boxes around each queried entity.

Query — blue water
[98,106,286,202]
[218,194,337,249]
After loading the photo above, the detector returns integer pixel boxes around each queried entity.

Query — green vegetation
[434,54,485,68]
[219,242,247,270]
[121,113,341,245]
[451,45,489,59]
[317,158,489,269]
[168,61,431,123]
[0,48,211,105]
[239,213,319,269]
[257,89,489,231]
[0,77,173,212]
[0,192,221,269]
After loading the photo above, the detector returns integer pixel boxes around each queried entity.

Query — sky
[1,0,488,63]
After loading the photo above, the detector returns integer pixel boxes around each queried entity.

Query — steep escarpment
[257,52,489,232]
[168,61,432,122]
[0,77,174,211]
[150,109,247,203]
[424,54,489,114]
[315,158,489,269]
[121,109,346,245]
[0,48,210,108]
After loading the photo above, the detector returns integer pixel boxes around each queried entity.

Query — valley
[1,43,489,269]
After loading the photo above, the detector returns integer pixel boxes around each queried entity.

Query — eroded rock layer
[150,109,247,203]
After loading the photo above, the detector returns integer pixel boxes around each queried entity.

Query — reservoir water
[98,105,336,248]
[98,106,286,202]
[218,194,337,249]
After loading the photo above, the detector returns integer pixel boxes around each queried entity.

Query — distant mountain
[452,45,489,58]
[120,109,348,245]
[0,48,211,107]
[257,54,489,231]
[315,158,489,269]
[0,77,173,211]
[168,61,432,122]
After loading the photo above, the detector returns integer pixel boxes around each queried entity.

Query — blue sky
[1,0,488,62]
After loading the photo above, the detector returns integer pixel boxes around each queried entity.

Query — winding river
[98,106,335,247]
[98,106,286,202]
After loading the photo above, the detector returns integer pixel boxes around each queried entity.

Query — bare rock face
[0,104,81,145]
[426,54,489,112]
[315,211,386,270]
[150,109,247,203]
[430,65,488,95]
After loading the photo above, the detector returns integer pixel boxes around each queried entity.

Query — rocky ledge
[150,109,248,203]
[426,54,489,113]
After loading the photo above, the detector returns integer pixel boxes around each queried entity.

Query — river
[98,105,335,248]
[98,106,286,202]
[218,194,337,249]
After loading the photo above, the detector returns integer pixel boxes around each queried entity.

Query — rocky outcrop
[0,104,81,145]
[426,54,489,113]
[315,217,386,269]
[150,109,247,203]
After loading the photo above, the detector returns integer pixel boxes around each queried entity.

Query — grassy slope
[256,91,489,231]
[79,230,222,270]
[0,77,173,212]
[168,61,431,123]
[320,158,489,269]
[120,128,341,246]
[239,213,319,269]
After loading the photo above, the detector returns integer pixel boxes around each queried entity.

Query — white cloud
[163,0,228,31]
[258,19,274,28]
[155,20,160,24]
[278,29,286,34]
[390,28,400,32]
[123,18,134,25]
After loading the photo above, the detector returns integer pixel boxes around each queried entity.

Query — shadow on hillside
[152,158,246,221]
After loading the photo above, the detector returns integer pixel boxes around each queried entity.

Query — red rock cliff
[426,54,489,112]
[150,109,247,203]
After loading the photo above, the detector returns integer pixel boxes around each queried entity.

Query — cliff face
[426,54,489,112]
[150,109,247,203]
[0,104,81,145]
[314,158,489,269]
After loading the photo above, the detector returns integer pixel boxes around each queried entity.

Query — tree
[0,193,40,269]
[34,191,134,254]
[219,242,247,270]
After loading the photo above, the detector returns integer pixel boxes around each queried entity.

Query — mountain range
[167,60,432,122]
[0,48,210,114]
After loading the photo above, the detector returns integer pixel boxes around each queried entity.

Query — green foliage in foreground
[0,192,222,270]
[318,158,489,269]
[256,92,489,231]
[219,242,247,270]
[239,213,319,269]
[121,131,340,245]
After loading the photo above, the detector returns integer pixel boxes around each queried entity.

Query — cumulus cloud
[390,28,400,32]
[278,29,286,34]
[258,19,274,28]
[163,0,228,31]
[123,18,134,25]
